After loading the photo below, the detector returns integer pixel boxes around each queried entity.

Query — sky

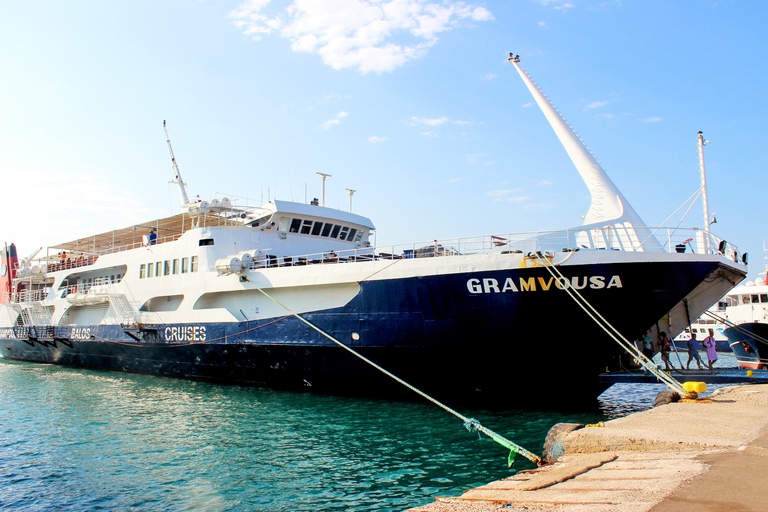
[1,0,767,280]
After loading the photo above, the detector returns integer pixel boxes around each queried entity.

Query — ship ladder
[533,253,693,399]
[250,284,545,467]
[108,293,140,325]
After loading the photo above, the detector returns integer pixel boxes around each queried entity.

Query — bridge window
[289,219,301,233]
[199,239,214,246]
[311,221,324,236]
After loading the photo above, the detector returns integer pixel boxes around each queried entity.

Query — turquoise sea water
[0,355,733,512]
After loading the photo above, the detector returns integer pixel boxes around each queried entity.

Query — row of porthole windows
[282,218,364,243]
[140,256,199,279]
[729,293,768,306]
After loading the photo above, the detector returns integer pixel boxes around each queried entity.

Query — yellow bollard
[747,370,753,377]
[683,381,707,394]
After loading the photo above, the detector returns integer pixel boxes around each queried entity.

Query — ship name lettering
[467,275,622,294]
[164,326,207,342]
[71,328,91,340]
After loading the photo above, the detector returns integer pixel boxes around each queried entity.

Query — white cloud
[522,102,533,108]
[368,135,387,142]
[486,190,530,202]
[537,179,552,186]
[538,21,547,27]
[448,177,460,183]
[639,117,662,123]
[452,120,474,125]
[320,111,348,129]
[407,116,449,126]
[537,0,574,8]
[230,0,494,74]
[583,100,609,110]
[595,112,615,119]
[484,72,497,81]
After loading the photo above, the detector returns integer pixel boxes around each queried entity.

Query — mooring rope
[248,283,543,467]
[533,253,692,398]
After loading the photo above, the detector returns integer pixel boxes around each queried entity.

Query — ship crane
[164,120,191,207]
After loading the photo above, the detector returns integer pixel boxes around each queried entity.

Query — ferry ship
[0,56,748,404]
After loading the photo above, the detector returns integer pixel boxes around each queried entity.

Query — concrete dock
[407,384,768,512]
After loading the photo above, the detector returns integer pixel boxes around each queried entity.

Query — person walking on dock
[702,333,718,370]
[686,332,705,370]
[641,330,654,360]
[659,331,674,371]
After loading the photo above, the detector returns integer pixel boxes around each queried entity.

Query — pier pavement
[407,384,768,512]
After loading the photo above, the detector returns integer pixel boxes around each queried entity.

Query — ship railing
[6,288,50,304]
[245,226,742,269]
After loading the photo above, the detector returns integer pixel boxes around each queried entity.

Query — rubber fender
[653,390,681,408]
[542,422,584,462]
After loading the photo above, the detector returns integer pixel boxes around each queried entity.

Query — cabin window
[311,221,324,236]
[140,264,146,279]
[761,294,768,303]
[147,263,154,278]
[164,261,171,276]
[289,219,301,233]
[346,228,357,241]
[354,230,364,243]
[339,226,350,240]
[300,220,313,234]
[248,213,272,227]
[743,295,751,304]
[191,256,199,272]
[330,225,341,238]
[199,239,214,246]
[156,262,162,277]
[181,257,189,274]
[321,223,333,237]
[173,259,180,274]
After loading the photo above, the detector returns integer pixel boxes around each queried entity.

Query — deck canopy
[47,211,243,257]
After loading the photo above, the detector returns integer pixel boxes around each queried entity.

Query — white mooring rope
[248,283,543,466]
[533,253,692,398]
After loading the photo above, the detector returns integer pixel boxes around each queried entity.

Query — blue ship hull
[0,259,741,405]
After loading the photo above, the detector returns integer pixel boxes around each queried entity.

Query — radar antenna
[164,120,191,207]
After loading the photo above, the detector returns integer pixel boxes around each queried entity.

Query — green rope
[250,283,543,466]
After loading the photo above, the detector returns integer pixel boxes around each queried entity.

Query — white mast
[508,54,650,230]
[164,120,191,207]
[697,131,710,232]
[316,172,332,207]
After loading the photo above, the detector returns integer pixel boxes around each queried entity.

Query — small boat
[0,56,748,405]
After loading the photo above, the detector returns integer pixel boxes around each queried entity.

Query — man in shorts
[686,332,704,370]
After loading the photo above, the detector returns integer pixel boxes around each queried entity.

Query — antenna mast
[164,120,190,207]
[316,172,332,207]
[697,131,710,232]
